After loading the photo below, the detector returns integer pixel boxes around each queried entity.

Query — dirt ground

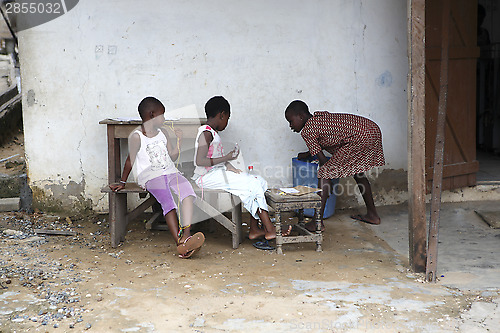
[0,208,491,333]
[1,130,498,332]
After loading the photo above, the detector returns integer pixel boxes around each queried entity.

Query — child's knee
[182,194,195,203]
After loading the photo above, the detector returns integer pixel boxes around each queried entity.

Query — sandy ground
[0,209,496,333]
[1,130,499,332]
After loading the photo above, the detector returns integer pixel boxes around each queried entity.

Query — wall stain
[376,70,393,87]
[31,180,92,216]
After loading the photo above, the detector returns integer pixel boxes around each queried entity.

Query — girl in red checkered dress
[285,100,385,230]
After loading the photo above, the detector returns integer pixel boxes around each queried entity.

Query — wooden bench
[101,182,243,248]
[99,118,243,249]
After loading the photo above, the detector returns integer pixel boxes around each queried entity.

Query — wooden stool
[265,189,322,254]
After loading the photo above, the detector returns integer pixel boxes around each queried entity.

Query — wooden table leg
[116,192,128,242]
[109,192,118,247]
[275,209,283,255]
[315,207,323,252]
[297,208,304,224]
[109,191,127,247]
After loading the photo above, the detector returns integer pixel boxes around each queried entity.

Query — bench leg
[232,201,242,249]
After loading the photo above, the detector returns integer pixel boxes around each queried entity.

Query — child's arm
[316,150,329,167]
[297,151,311,160]
[109,132,140,192]
[161,127,182,161]
[225,161,242,174]
[195,131,237,167]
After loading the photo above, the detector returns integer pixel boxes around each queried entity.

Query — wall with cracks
[18,0,408,213]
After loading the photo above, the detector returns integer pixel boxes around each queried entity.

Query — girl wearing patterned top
[285,100,385,229]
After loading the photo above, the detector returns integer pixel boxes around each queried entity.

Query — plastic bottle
[232,143,239,158]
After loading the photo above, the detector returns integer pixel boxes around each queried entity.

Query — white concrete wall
[19,0,408,212]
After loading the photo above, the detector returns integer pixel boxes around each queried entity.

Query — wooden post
[426,0,451,282]
[407,0,427,273]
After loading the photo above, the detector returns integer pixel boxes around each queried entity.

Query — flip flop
[253,240,275,251]
[177,232,205,258]
[350,214,381,225]
[180,246,201,259]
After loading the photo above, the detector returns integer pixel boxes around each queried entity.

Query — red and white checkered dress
[301,111,385,179]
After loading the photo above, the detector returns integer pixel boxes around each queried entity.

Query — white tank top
[193,125,225,180]
[133,129,178,187]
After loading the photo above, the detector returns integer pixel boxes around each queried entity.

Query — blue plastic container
[292,157,338,218]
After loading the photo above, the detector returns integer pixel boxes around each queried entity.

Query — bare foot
[351,214,381,225]
[177,232,191,245]
[248,227,266,240]
[265,225,293,240]
[304,221,325,233]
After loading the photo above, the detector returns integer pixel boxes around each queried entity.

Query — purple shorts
[145,173,196,216]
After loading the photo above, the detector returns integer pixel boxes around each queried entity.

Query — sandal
[177,232,205,259]
[253,240,275,251]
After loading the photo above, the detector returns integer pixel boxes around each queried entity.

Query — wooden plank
[426,0,451,283]
[106,126,121,183]
[126,196,156,225]
[231,201,243,249]
[426,46,480,60]
[407,0,427,273]
[426,160,479,179]
[0,85,19,106]
[101,183,148,193]
[115,193,128,243]
[424,0,478,192]
[109,192,120,247]
[34,229,76,236]
[145,212,163,230]
[99,118,205,125]
[193,198,236,234]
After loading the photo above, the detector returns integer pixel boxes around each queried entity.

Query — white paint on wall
[19,0,408,211]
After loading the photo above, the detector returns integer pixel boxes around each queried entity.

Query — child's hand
[224,150,238,161]
[227,165,242,174]
[230,147,240,159]
[297,151,311,160]
[174,129,183,140]
[109,183,125,192]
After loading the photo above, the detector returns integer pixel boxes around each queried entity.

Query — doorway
[425,0,479,191]
[476,0,500,183]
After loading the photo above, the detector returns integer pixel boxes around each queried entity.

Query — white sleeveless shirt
[133,129,178,187]
[193,125,225,180]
